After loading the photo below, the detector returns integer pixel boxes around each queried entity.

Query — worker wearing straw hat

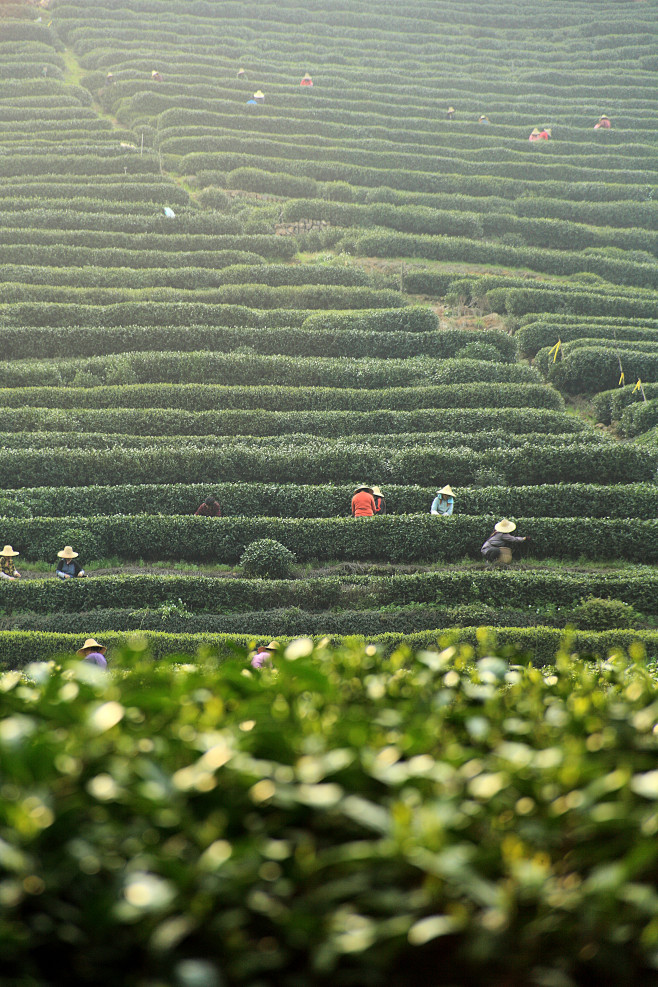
[253,90,265,103]
[431,485,455,517]
[56,546,86,580]
[300,72,313,87]
[351,484,376,518]
[0,545,21,580]
[446,106,455,120]
[76,639,107,668]
[594,113,611,129]
[528,127,542,141]
[481,519,529,564]
[237,67,246,79]
[251,640,280,669]
[372,486,386,515]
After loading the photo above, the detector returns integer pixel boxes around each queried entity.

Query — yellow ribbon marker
[632,379,642,394]
[619,371,625,387]
[548,339,561,363]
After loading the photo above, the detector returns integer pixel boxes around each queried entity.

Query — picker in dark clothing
[195,496,221,517]
[56,546,86,580]
[481,519,528,564]
[372,486,386,515]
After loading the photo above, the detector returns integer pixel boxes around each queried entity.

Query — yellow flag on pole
[619,371,625,387]
[548,339,561,363]
[632,379,642,394]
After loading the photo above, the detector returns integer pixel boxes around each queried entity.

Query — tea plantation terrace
[0,0,656,667]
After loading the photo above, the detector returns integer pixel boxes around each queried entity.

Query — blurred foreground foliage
[2,635,658,986]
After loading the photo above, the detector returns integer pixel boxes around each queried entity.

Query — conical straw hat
[1,545,19,556]
[494,519,517,533]
[439,485,454,496]
[76,638,106,655]
[57,546,79,559]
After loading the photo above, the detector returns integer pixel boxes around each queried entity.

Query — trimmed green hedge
[540,345,658,395]
[1,625,658,670]
[594,383,658,425]
[0,351,553,391]
[3,478,651,521]
[2,514,658,563]
[5,567,658,615]
[516,319,658,358]
[488,286,658,320]
[3,403,563,439]
[0,440,646,489]
[1,381,561,413]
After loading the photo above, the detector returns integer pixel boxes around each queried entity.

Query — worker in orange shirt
[351,484,376,517]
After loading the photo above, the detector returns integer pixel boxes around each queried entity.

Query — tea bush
[239,538,296,578]
[2,639,658,985]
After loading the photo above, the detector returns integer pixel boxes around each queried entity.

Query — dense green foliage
[3,640,658,985]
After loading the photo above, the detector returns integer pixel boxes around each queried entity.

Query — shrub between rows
[0,282,405,310]
[5,352,547,390]
[3,479,651,522]
[0,429,597,455]
[487,286,658,320]
[593,383,658,424]
[283,198,658,257]
[1,382,561,413]
[0,325,512,363]
[0,441,647,489]
[2,515,658,563]
[5,567,658,614]
[516,319,658,358]
[1,626,658,671]
[350,232,658,288]
[540,345,658,395]
[0,233,296,260]
[0,604,641,636]
[4,404,562,439]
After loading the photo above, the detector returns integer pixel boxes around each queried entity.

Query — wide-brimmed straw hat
[542,127,552,136]
[1,545,19,556]
[479,115,488,120]
[530,128,541,135]
[438,485,454,497]
[353,484,373,494]
[494,519,517,533]
[371,486,383,496]
[57,546,79,559]
[600,114,609,119]
[302,73,312,80]
[447,106,455,113]
[76,638,106,655]
[237,67,245,74]
[253,90,264,98]
[265,641,280,651]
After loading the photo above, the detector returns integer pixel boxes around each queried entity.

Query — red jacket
[373,495,386,515]
[351,491,376,517]
[195,501,221,516]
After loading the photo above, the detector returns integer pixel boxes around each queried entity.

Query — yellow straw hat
[494,519,517,533]
[447,106,455,113]
[439,485,454,497]
[76,638,106,655]
[530,128,541,135]
[542,127,552,136]
[265,641,280,651]
[1,545,19,556]
[302,73,312,80]
[371,486,383,496]
[353,484,373,494]
[57,546,79,559]
[253,90,264,98]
